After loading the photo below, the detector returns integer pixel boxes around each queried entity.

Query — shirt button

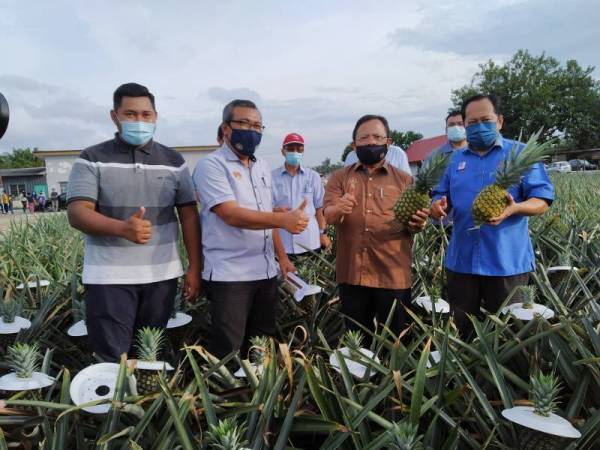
[365,228,369,232]
[368,177,372,181]
[368,193,372,197]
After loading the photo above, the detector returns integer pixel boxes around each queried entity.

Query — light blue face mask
[285,151,303,166]
[447,125,466,143]
[120,121,156,146]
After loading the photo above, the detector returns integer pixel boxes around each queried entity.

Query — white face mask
[447,125,466,142]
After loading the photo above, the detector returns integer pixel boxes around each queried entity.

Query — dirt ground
[0,210,60,234]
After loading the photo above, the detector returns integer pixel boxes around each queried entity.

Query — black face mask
[355,144,388,165]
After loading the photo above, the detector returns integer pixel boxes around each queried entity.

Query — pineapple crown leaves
[414,151,451,194]
[8,342,41,378]
[495,129,555,189]
[0,297,22,323]
[519,285,537,308]
[388,421,425,450]
[135,327,166,362]
[249,335,270,364]
[341,329,365,351]
[206,418,248,450]
[530,370,561,417]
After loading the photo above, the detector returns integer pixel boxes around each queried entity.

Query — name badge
[458,161,466,171]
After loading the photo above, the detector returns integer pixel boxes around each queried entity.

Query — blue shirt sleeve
[312,170,325,209]
[193,157,236,210]
[521,162,555,203]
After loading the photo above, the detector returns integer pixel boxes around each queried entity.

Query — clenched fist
[122,207,152,244]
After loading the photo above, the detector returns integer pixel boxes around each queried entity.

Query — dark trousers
[339,284,412,343]
[204,277,278,360]
[446,270,528,340]
[85,278,178,362]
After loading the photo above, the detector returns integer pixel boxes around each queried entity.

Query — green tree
[0,148,44,169]
[389,130,423,149]
[451,49,600,150]
[313,157,343,176]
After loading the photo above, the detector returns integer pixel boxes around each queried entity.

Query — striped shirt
[67,134,196,285]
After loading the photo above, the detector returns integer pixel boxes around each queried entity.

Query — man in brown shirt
[324,114,428,339]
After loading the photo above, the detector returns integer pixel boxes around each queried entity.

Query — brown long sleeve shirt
[324,162,414,289]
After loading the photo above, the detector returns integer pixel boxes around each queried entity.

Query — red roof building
[406,135,448,164]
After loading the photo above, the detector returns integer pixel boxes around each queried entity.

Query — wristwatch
[319,229,326,235]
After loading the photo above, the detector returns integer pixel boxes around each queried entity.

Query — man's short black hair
[446,109,462,123]
[217,125,223,140]
[113,83,155,111]
[352,114,390,141]
[222,99,259,123]
[461,94,501,119]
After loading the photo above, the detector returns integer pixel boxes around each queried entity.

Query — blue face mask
[285,151,303,166]
[466,121,498,149]
[229,128,262,156]
[447,125,466,143]
[120,121,156,146]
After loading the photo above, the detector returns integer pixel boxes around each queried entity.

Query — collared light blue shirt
[345,145,411,174]
[193,144,278,282]
[432,136,554,276]
[272,164,324,254]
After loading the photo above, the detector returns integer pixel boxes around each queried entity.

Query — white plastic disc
[286,273,322,302]
[329,347,380,379]
[547,266,577,273]
[0,316,32,334]
[505,303,555,321]
[131,360,174,371]
[234,363,263,378]
[16,280,50,289]
[415,296,451,314]
[0,372,55,391]
[502,406,581,439]
[67,320,88,337]
[167,312,192,329]
[426,350,442,369]
[70,363,120,414]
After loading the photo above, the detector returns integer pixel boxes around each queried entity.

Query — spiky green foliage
[249,335,269,365]
[135,327,165,362]
[531,371,561,417]
[520,285,537,309]
[389,421,425,450]
[393,152,450,226]
[472,130,555,225]
[206,418,248,450]
[8,343,40,378]
[341,329,364,351]
[0,298,21,323]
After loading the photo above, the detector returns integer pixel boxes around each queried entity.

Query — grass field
[0,172,599,449]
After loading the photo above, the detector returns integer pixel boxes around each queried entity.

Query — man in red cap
[272,132,331,258]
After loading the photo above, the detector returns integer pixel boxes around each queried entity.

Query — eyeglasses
[229,119,265,132]
[355,134,388,145]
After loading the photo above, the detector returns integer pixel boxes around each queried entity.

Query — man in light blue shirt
[345,144,410,174]
[193,99,309,359]
[431,94,554,339]
[272,133,331,256]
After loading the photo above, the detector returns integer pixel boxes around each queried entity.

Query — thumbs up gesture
[337,181,358,216]
[430,196,448,221]
[281,198,309,234]
[122,207,153,244]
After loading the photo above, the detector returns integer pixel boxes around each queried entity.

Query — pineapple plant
[388,421,426,450]
[505,285,554,321]
[471,131,554,226]
[502,371,581,449]
[0,294,30,351]
[134,327,168,395]
[341,329,364,354]
[0,342,54,391]
[393,151,450,228]
[331,329,380,379]
[206,418,249,450]
[249,335,270,366]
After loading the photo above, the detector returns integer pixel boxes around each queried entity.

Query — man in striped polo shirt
[67,83,201,362]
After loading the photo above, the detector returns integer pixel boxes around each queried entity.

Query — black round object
[0,93,9,140]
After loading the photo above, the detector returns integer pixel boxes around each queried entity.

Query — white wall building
[34,145,217,194]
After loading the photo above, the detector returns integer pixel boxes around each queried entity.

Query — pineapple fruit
[472,131,554,226]
[134,327,166,395]
[520,285,536,310]
[519,372,566,450]
[249,335,269,366]
[393,152,450,228]
[388,421,425,450]
[0,297,23,350]
[8,343,40,378]
[206,417,248,450]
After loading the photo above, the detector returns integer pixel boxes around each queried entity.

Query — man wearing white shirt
[345,144,410,174]
[272,133,331,256]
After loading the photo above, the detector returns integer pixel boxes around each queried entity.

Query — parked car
[546,161,572,173]
[568,159,597,171]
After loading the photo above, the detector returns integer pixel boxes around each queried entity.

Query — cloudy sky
[1,0,598,167]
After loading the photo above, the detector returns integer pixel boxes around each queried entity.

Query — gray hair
[222,99,259,123]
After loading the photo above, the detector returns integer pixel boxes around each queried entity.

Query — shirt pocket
[372,184,402,220]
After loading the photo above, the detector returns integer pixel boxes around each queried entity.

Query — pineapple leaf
[8,342,40,378]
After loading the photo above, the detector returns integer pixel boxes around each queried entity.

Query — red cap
[282,133,304,146]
